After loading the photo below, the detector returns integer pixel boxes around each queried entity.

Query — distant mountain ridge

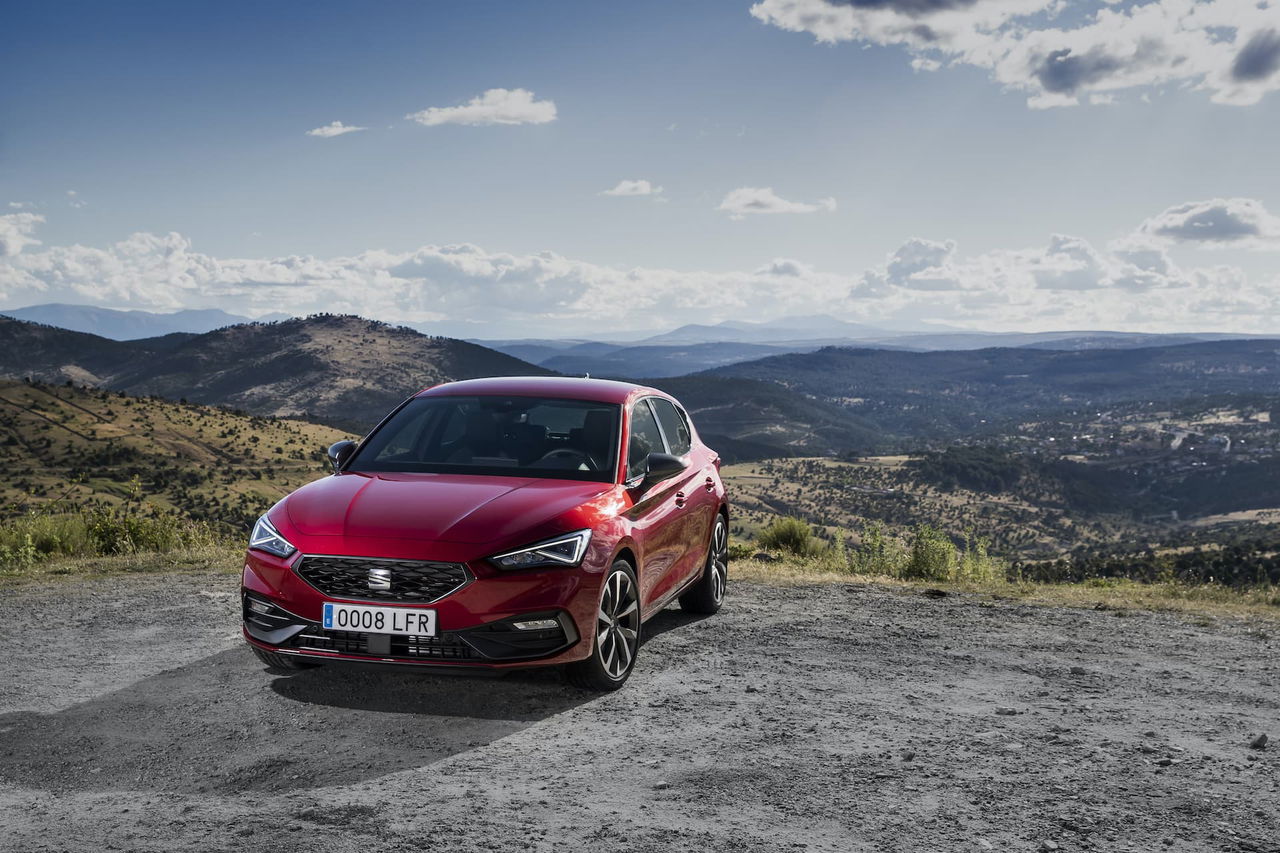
[708,339,1280,436]
[0,303,293,340]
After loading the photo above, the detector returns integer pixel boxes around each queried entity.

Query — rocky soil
[0,572,1276,852]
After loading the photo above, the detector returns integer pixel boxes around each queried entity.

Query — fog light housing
[512,618,560,631]
[247,598,274,615]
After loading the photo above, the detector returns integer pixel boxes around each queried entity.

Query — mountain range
[707,341,1280,436]
[0,303,293,340]
[0,314,870,455]
[3,310,1278,458]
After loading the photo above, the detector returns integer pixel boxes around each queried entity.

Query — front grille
[296,555,470,603]
[290,627,477,660]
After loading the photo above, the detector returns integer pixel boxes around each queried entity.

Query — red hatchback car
[242,376,729,690]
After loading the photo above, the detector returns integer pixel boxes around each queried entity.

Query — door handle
[674,491,686,508]
[704,476,715,493]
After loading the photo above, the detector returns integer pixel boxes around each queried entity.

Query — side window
[649,398,692,456]
[627,400,667,480]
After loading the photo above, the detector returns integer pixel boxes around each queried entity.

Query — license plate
[322,602,436,637]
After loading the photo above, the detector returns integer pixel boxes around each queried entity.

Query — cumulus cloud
[1136,198,1280,249]
[0,214,44,256]
[306,121,367,138]
[855,225,1242,308]
[405,88,557,127]
[66,190,87,209]
[1,210,1272,336]
[751,0,1280,107]
[718,187,837,219]
[600,179,663,197]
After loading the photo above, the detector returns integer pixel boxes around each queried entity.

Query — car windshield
[348,395,621,483]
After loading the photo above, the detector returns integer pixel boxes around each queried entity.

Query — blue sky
[2,0,1278,336]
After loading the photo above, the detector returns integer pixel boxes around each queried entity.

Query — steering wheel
[535,448,594,470]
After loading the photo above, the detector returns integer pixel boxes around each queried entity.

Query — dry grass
[0,543,241,587]
[733,553,1280,625]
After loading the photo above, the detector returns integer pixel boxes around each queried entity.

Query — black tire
[250,644,317,671]
[566,559,641,691]
[680,513,728,615]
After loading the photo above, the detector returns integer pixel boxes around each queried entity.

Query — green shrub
[955,531,1002,582]
[849,520,907,576]
[902,524,958,581]
[0,505,220,569]
[757,516,825,557]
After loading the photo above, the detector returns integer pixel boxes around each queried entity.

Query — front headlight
[249,515,296,559]
[489,530,592,571]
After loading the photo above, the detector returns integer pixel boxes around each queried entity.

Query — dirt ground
[0,571,1276,852]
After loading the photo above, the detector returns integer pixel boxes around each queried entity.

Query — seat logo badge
[367,568,392,591]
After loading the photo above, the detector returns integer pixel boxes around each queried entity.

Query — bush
[849,520,906,576]
[757,516,825,557]
[902,524,958,581]
[0,505,220,570]
[956,531,1002,582]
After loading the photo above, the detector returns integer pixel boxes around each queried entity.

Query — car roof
[416,375,658,405]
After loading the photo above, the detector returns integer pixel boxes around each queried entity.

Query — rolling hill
[644,376,883,459]
[0,379,351,532]
[0,314,553,432]
[0,313,879,459]
[708,339,1280,436]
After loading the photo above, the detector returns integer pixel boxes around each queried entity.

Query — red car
[242,376,729,690]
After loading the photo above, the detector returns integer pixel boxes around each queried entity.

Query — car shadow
[640,605,710,647]
[0,645,594,795]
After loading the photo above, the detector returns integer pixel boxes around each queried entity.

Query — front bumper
[241,547,600,669]
[244,592,578,665]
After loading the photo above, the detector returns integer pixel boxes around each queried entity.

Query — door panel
[625,399,683,610]
[647,398,712,598]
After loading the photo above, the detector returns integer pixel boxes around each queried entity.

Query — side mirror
[642,452,687,486]
[327,440,357,472]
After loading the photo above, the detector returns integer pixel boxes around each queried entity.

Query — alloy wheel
[596,568,640,680]
[709,518,728,604]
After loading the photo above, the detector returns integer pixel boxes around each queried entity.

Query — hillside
[0,379,351,532]
[0,316,141,385]
[109,315,554,431]
[646,376,883,459]
[709,339,1280,437]
[0,314,552,432]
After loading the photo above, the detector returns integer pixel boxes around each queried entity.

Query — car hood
[282,472,612,544]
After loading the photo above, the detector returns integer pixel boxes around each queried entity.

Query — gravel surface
[1,572,1277,852]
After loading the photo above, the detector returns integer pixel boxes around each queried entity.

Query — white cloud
[601,179,664,197]
[0,214,44,256]
[306,121,367,138]
[66,190,87,209]
[718,187,837,219]
[0,205,1273,336]
[1136,197,1280,249]
[405,88,557,127]
[750,0,1280,108]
